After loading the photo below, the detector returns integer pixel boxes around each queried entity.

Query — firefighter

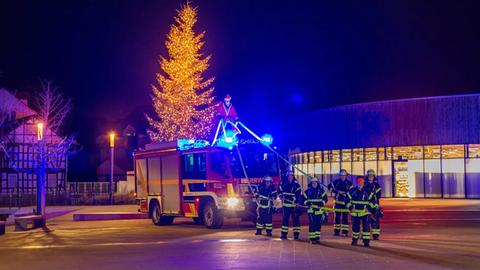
[254,176,277,236]
[346,176,375,247]
[364,169,382,240]
[327,169,353,237]
[278,171,302,240]
[303,177,328,244]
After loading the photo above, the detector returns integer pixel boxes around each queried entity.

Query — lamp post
[36,122,46,217]
[109,132,115,205]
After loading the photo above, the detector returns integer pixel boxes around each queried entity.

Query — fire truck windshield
[229,148,279,178]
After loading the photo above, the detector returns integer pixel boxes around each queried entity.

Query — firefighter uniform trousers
[351,214,370,244]
[370,206,380,238]
[328,179,353,236]
[256,199,273,234]
[304,188,327,242]
[365,180,382,239]
[346,187,375,245]
[281,206,300,238]
[279,180,302,239]
[334,202,350,235]
[308,212,322,241]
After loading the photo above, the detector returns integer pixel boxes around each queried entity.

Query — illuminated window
[378,148,386,161]
[469,144,480,158]
[393,146,423,160]
[353,148,363,161]
[308,152,315,164]
[365,148,377,161]
[442,145,465,159]
[341,149,352,162]
[424,145,441,159]
[385,147,393,160]
[332,150,340,162]
[302,153,308,164]
[314,151,322,163]
[323,150,331,162]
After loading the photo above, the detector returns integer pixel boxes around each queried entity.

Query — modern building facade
[289,94,480,199]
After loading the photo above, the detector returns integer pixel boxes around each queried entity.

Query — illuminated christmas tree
[146,4,216,142]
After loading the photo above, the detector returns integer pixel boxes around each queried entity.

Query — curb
[73,212,149,221]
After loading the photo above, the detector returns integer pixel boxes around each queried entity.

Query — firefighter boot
[363,240,370,247]
[266,232,273,237]
[255,229,262,235]
[293,232,300,240]
[351,239,358,246]
[280,233,287,240]
[373,234,379,240]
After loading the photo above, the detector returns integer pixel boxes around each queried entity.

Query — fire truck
[134,139,281,229]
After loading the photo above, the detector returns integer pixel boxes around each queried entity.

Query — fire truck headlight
[226,197,240,208]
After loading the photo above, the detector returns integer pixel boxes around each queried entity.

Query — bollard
[0,221,5,235]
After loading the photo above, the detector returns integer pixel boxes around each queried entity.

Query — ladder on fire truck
[211,119,323,188]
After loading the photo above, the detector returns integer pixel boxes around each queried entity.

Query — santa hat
[224,94,232,101]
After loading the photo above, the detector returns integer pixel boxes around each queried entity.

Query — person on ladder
[328,169,353,237]
[254,176,277,236]
[278,171,302,240]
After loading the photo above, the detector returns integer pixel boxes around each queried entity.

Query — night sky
[1,1,479,178]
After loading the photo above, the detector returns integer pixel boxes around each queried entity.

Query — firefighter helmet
[339,169,349,176]
[263,176,273,182]
[309,177,319,182]
[366,169,376,176]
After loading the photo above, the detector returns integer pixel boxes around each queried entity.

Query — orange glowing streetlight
[37,122,44,141]
[109,132,116,147]
[108,131,116,204]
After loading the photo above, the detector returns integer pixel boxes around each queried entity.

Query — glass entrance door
[393,160,409,197]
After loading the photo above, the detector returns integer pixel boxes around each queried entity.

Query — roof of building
[0,88,37,119]
[287,94,480,151]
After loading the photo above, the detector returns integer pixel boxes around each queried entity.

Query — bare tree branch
[36,80,72,135]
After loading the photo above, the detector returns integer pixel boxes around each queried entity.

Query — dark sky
[1,1,480,178]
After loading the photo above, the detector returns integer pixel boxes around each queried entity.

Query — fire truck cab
[134,139,281,229]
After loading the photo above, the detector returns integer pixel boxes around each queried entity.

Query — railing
[0,182,134,207]
[68,182,117,194]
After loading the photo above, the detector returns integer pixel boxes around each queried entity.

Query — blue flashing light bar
[177,139,210,151]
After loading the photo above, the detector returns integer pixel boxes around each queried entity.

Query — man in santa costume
[216,94,238,123]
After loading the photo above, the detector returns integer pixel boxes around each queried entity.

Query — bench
[0,209,16,222]
[0,221,5,235]
[14,215,45,231]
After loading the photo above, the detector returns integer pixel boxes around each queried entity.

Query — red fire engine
[134,139,281,229]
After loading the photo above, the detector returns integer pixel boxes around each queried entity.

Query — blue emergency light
[261,134,273,146]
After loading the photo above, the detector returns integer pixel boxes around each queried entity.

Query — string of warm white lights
[146,4,216,142]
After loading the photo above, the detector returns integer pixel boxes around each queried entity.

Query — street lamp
[109,132,115,205]
[36,122,46,218]
[37,122,44,141]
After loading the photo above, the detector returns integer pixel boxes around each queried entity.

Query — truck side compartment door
[161,153,181,214]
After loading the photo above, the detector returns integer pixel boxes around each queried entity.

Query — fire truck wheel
[202,201,224,229]
[151,201,174,226]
